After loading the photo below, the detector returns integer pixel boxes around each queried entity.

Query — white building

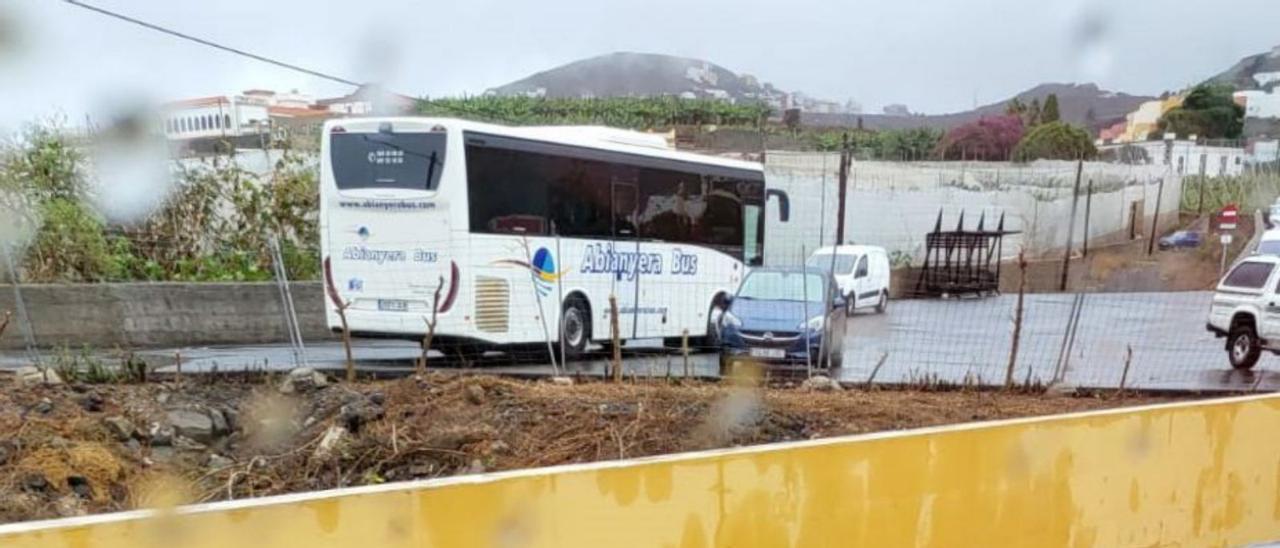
[316,84,416,116]
[1103,139,1246,177]
[161,96,269,140]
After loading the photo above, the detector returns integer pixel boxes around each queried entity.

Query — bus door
[610,178,640,340]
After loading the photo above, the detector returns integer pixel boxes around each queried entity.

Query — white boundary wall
[764,153,1181,265]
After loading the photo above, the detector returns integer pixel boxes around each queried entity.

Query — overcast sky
[2,0,1277,131]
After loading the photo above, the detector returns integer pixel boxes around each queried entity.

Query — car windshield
[805,253,857,275]
[737,271,827,302]
[1260,241,1280,255]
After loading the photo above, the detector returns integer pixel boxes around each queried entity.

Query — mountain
[1205,45,1280,92]
[804,83,1154,132]
[488,52,787,103]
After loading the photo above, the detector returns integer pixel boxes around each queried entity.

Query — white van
[806,245,891,315]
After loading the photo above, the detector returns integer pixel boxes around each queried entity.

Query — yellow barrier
[4,393,1280,547]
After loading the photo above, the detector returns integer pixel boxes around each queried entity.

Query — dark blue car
[1158,230,1202,250]
[718,267,847,373]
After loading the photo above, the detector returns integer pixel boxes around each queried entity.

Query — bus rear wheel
[560,297,590,360]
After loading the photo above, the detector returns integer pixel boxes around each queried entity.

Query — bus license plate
[378,299,409,311]
[748,347,785,359]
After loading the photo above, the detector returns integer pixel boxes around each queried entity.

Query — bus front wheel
[560,297,591,359]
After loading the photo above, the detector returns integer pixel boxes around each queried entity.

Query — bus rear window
[330,132,446,190]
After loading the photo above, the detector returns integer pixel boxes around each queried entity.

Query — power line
[61,0,361,87]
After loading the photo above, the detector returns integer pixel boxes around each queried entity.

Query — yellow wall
[4,394,1280,547]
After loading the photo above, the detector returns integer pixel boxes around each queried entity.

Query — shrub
[935,116,1025,161]
[1011,122,1097,162]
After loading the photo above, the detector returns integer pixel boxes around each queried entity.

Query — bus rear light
[431,125,447,132]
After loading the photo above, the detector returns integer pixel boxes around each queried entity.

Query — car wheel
[845,295,855,317]
[875,291,888,314]
[1228,325,1261,370]
[560,297,590,360]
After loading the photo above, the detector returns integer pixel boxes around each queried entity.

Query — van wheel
[560,297,590,360]
[1228,325,1261,370]
[845,295,855,317]
[875,291,889,314]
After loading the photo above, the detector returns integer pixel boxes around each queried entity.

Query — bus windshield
[330,131,446,190]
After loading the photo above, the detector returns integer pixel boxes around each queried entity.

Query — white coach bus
[319,117,789,358]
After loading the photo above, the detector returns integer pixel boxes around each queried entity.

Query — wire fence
[2,153,1277,393]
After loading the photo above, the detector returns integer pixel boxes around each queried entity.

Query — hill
[487,52,787,104]
[1205,45,1280,92]
[804,83,1153,131]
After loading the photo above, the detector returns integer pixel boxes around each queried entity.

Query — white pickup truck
[1207,255,1280,369]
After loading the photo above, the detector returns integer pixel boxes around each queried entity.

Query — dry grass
[0,373,1192,524]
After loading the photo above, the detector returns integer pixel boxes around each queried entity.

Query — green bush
[1011,122,1097,162]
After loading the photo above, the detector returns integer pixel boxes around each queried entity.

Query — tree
[935,115,1025,161]
[1011,121,1097,162]
[1041,94,1061,124]
[1155,84,1244,140]
[1026,98,1042,127]
[1005,98,1026,118]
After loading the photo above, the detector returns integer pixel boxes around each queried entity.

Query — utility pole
[836,133,850,245]
[1060,160,1084,291]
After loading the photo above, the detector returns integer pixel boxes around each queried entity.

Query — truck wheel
[1228,325,1261,370]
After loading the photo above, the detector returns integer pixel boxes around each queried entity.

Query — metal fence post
[268,235,308,368]
[3,243,40,366]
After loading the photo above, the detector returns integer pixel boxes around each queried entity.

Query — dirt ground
[0,371,1194,524]
[1077,213,1255,292]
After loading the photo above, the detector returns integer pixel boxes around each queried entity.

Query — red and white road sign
[1219,204,1238,231]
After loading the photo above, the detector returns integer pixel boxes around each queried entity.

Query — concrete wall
[764,154,1182,266]
[8,393,1280,547]
[0,282,328,350]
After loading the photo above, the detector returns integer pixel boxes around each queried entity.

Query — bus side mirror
[767,189,790,223]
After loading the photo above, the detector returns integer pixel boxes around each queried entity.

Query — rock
[339,401,385,433]
[172,436,207,452]
[103,416,136,441]
[1047,382,1077,396]
[597,402,641,418]
[14,366,62,386]
[801,375,841,392]
[367,392,386,406]
[66,476,92,499]
[465,459,486,475]
[208,409,229,436]
[549,376,574,386]
[125,439,142,453]
[77,392,105,413]
[69,383,90,394]
[167,409,216,443]
[156,392,171,405]
[148,423,175,447]
[465,384,486,405]
[22,473,48,491]
[149,447,176,463]
[220,408,240,432]
[313,425,348,460]
[54,495,86,518]
[279,368,328,395]
[490,440,511,455]
[33,398,54,415]
[207,454,234,469]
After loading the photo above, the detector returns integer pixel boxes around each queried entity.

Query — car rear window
[1223,261,1275,289]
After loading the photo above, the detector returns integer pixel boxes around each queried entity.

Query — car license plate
[748,347,785,359]
[378,299,409,311]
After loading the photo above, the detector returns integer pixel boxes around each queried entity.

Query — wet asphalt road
[3,290,1276,392]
